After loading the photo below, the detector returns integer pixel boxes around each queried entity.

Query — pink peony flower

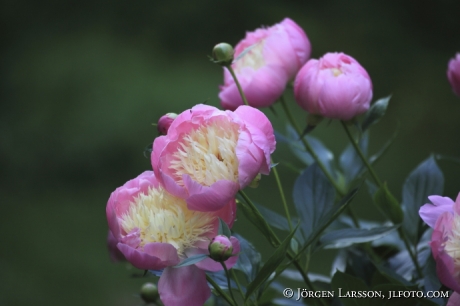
[106,171,240,306]
[151,104,276,212]
[447,292,460,306]
[448,53,460,97]
[294,52,373,121]
[219,18,311,110]
[419,193,460,293]
[157,113,178,135]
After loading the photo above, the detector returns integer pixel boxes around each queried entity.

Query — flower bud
[208,235,233,262]
[157,113,177,135]
[212,43,234,66]
[447,53,460,97]
[294,52,372,121]
[140,282,159,304]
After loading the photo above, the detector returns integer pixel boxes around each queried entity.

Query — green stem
[206,275,236,306]
[340,121,423,278]
[225,65,249,106]
[238,190,328,306]
[340,121,382,187]
[231,269,245,301]
[221,263,238,305]
[271,157,293,231]
[279,96,345,196]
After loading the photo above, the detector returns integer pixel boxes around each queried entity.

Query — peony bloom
[106,171,240,306]
[448,53,460,97]
[219,18,311,110]
[419,193,460,293]
[294,52,373,121]
[157,113,178,135]
[151,104,276,212]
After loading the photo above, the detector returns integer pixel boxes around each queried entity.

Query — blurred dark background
[1,0,460,305]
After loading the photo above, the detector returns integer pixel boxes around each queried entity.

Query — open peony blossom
[219,18,311,110]
[151,104,276,212]
[448,53,460,97]
[294,52,373,121]
[419,193,460,293]
[106,171,239,306]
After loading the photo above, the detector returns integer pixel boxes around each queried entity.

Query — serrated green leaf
[173,254,208,268]
[218,217,231,238]
[361,96,391,131]
[331,271,371,306]
[374,183,403,224]
[245,226,298,301]
[320,226,398,249]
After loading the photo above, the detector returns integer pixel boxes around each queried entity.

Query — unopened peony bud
[248,173,262,188]
[212,43,234,66]
[140,282,159,304]
[294,52,372,121]
[447,53,460,97]
[208,235,233,262]
[157,113,177,135]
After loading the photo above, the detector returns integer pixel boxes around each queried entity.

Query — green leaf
[238,200,278,246]
[402,156,444,245]
[173,254,208,268]
[218,217,231,238]
[293,163,336,242]
[374,183,403,224]
[331,271,371,306]
[245,226,298,301]
[285,124,335,176]
[361,96,391,131]
[320,226,398,249]
[233,233,261,283]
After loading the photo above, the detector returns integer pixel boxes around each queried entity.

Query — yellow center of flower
[120,186,215,256]
[444,213,460,274]
[169,119,239,186]
[234,39,266,73]
[331,68,342,77]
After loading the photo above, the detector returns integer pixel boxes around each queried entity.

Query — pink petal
[117,242,180,270]
[159,265,210,306]
[420,195,455,228]
[447,292,460,306]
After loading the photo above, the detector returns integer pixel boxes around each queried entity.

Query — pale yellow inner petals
[169,119,239,187]
[120,186,215,256]
[444,213,460,275]
[331,68,342,77]
[234,39,267,73]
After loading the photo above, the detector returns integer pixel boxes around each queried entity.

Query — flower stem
[340,121,423,278]
[221,263,238,305]
[231,269,245,300]
[271,157,293,231]
[279,96,345,196]
[206,274,236,306]
[225,65,249,106]
[340,121,382,187]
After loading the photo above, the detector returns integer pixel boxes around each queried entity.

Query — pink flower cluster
[106,104,275,305]
[218,18,373,121]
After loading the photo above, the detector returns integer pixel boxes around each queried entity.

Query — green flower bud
[140,282,159,304]
[208,235,233,262]
[212,43,234,66]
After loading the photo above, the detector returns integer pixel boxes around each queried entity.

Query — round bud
[140,282,159,304]
[208,235,233,262]
[212,43,234,66]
